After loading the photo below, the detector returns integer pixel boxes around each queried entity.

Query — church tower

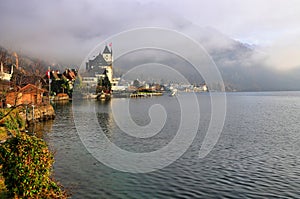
[102,45,113,83]
[102,45,112,65]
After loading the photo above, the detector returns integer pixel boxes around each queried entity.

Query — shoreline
[0,104,57,196]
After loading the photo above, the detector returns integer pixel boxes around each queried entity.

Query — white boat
[169,89,178,97]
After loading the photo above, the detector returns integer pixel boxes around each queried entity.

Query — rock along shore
[19,104,56,124]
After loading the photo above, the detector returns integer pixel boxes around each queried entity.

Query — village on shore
[0,44,209,132]
[80,44,208,100]
[0,44,208,138]
[1,44,208,108]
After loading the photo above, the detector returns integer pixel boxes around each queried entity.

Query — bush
[0,108,25,133]
[0,133,67,198]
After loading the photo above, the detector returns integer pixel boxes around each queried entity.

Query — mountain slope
[183,26,300,91]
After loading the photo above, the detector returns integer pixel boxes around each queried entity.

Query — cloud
[263,31,300,70]
[0,0,299,72]
[0,0,183,65]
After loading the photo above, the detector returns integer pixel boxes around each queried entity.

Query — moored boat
[96,91,111,101]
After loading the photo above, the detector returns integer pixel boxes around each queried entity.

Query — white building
[81,77,98,87]
[84,45,123,91]
[0,62,13,81]
[86,45,113,82]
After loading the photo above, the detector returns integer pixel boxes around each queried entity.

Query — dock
[130,92,163,98]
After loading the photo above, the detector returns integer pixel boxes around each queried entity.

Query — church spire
[103,45,111,54]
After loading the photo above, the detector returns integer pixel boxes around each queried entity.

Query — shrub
[0,133,67,198]
[0,108,25,133]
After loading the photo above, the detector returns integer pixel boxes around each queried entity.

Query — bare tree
[0,49,8,65]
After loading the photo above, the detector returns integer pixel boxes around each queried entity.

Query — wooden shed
[6,84,47,106]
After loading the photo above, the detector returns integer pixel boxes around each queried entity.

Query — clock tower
[102,45,112,65]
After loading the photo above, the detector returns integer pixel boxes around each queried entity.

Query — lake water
[39,92,300,198]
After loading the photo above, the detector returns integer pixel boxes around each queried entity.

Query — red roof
[19,84,47,94]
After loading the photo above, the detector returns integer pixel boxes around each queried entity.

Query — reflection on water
[95,100,114,140]
[27,120,54,139]
[42,93,300,198]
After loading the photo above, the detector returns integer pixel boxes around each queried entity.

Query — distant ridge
[113,26,300,91]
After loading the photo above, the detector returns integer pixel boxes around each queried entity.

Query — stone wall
[19,104,55,124]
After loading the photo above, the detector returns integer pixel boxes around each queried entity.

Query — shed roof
[20,84,47,94]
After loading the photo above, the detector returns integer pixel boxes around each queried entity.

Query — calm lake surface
[40,92,300,198]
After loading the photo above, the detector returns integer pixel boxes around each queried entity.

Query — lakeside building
[84,45,113,83]
[82,45,122,91]
[6,84,48,107]
[45,68,77,98]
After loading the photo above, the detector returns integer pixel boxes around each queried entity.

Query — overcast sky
[0,0,300,69]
